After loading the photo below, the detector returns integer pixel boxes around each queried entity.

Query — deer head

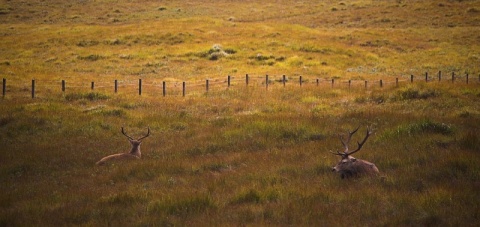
[122,127,150,156]
[330,126,379,178]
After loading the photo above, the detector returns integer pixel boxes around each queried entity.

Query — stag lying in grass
[331,126,379,179]
[96,127,150,165]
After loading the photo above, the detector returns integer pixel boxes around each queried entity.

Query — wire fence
[1,71,479,99]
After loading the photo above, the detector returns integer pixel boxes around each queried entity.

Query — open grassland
[1,0,480,226]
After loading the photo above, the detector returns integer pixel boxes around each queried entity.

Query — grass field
[1,0,480,226]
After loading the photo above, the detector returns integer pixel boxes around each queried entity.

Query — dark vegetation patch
[65,92,110,101]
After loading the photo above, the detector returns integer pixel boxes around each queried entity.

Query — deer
[330,126,379,179]
[96,127,150,165]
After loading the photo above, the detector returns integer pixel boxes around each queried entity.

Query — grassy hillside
[1,0,480,226]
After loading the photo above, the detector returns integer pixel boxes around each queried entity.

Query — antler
[345,126,372,156]
[137,127,150,141]
[339,126,360,153]
[121,127,135,140]
[330,126,372,158]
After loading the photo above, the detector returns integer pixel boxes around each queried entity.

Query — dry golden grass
[1,0,480,226]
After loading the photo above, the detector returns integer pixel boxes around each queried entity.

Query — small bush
[77,54,105,61]
[395,87,439,100]
[76,40,99,47]
[232,189,261,204]
[383,120,453,138]
[65,92,110,101]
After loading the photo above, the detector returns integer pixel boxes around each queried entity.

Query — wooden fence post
[32,79,35,99]
[163,81,166,97]
[206,79,209,92]
[114,80,118,93]
[380,80,383,88]
[348,80,351,89]
[228,75,231,87]
[452,72,455,83]
[438,71,442,81]
[246,74,249,86]
[299,76,303,87]
[365,80,368,89]
[396,78,399,87]
[139,79,142,95]
[283,75,286,87]
[410,75,414,83]
[265,75,269,89]
[466,74,469,84]
[331,79,334,87]
[425,72,428,82]
[182,82,186,97]
[62,80,65,92]
[316,78,319,86]
[91,81,94,90]
[2,78,5,97]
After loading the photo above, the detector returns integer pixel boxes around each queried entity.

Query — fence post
[62,80,65,92]
[380,80,383,88]
[466,74,469,84]
[331,79,334,87]
[348,80,351,89]
[283,75,286,87]
[438,71,442,81]
[265,75,269,89]
[228,75,231,87]
[410,75,414,83]
[182,82,186,97]
[396,78,399,87]
[32,79,35,99]
[114,80,118,93]
[299,76,303,87]
[425,72,428,82]
[246,74,249,86]
[163,81,166,97]
[91,81,95,90]
[206,79,209,92]
[316,78,319,86]
[139,79,142,95]
[2,78,5,97]
[452,72,455,83]
[365,80,368,89]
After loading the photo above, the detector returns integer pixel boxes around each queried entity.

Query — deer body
[96,127,150,165]
[332,155,379,179]
[331,127,379,179]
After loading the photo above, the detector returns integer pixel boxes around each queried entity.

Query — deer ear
[351,158,357,162]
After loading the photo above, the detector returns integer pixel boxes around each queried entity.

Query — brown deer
[331,126,379,179]
[96,127,150,165]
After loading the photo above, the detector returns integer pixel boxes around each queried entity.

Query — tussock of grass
[65,92,110,101]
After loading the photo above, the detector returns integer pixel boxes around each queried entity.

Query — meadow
[1,0,480,226]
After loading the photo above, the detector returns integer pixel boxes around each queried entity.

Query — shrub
[65,92,110,101]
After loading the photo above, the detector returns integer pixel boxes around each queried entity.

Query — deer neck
[129,144,141,158]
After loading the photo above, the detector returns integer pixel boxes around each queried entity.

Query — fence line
[1,71,479,99]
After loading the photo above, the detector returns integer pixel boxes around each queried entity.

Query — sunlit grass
[1,0,480,225]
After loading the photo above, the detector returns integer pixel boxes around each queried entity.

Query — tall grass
[1,81,479,225]
[1,0,480,225]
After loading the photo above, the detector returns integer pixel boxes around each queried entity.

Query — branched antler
[331,126,372,158]
[346,126,372,156]
[121,127,135,140]
[121,127,150,141]
[137,127,150,141]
